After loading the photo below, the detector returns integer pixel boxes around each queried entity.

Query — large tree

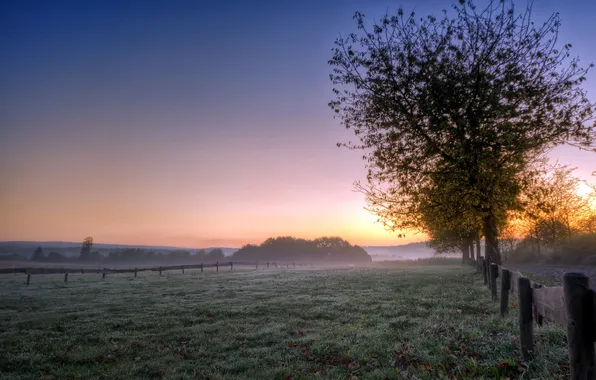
[329,0,595,263]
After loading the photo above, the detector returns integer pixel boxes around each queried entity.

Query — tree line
[24,236,372,265]
[329,0,596,265]
[26,237,226,264]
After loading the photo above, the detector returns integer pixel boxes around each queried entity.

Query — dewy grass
[0,266,568,379]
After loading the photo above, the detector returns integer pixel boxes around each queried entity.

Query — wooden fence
[0,261,313,285]
[474,257,595,379]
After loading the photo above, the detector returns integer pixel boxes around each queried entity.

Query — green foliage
[232,236,372,263]
[329,0,596,264]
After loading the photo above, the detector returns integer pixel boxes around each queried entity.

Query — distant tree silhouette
[196,249,208,259]
[31,246,44,261]
[80,237,93,260]
[207,248,225,261]
[47,251,66,262]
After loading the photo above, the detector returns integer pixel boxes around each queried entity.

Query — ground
[505,263,596,289]
[0,265,569,379]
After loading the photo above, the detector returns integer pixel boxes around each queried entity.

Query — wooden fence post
[182,266,185,275]
[482,258,488,285]
[533,283,544,326]
[490,263,499,300]
[26,273,31,285]
[159,267,162,276]
[518,277,534,360]
[201,263,203,273]
[564,272,594,380]
[134,268,137,278]
[64,273,68,283]
[216,261,219,273]
[500,269,511,316]
[230,262,233,271]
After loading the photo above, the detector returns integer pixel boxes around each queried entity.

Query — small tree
[80,237,93,260]
[518,165,591,253]
[31,246,44,261]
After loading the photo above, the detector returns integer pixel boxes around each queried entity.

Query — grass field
[0,266,569,379]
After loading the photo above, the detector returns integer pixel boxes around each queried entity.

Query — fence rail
[474,257,596,379]
[1,261,313,284]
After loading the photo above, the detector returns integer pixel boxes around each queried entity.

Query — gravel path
[504,263,596,289]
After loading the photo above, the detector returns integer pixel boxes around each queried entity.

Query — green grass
[0,266,569,379]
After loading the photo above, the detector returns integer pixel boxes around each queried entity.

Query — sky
[1,0,595,248]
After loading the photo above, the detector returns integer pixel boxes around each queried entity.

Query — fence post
[216,261,219,273]
[500,269,511,316]
[182,266,185,275]
[230,262,233,271]
[564,272,594,380]
[482,258,488,285]
[533,283,544,326]
[490,263,498,301]
[26,273,31,285]
[64,273,68,283]
[134,268,137,278]
[518,277,534,360]
[159,267,162,276]
[201,263,203,273]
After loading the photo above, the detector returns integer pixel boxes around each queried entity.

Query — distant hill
[0,241,238,259]
[362,242,437,261]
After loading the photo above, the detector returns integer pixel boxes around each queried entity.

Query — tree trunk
[461,244,470,264]
[469,239,475,262]
[483,213,502,265]
[476,233,481,260]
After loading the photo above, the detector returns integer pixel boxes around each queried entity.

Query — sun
[576,182,595,198]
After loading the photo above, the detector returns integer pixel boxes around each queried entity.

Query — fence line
[1,261,312,285]
[472,257,595,379]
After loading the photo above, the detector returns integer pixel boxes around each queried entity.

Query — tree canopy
[329,0,596,263]
[232,236,372,264]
